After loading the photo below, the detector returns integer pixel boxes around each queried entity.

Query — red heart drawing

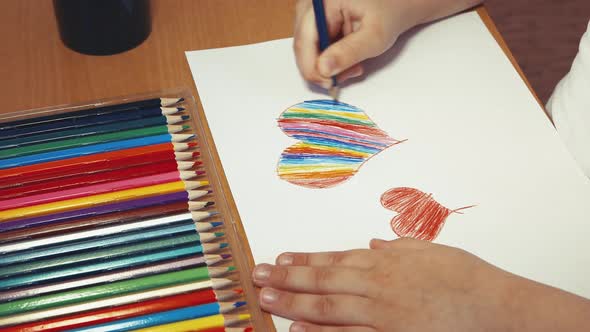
[380,187,474,241]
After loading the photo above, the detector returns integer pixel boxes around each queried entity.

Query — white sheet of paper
[187,12,590,330]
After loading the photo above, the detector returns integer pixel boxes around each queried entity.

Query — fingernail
[319,56,337,77]
[351,66,363,78]
[277,253,294,265]
[261,288,279,304]
[253,264,271,281]
[290,322,306,332]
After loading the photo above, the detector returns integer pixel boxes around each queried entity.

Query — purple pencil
[0,190,212,233]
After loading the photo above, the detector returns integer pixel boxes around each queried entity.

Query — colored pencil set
[0,95,256,331]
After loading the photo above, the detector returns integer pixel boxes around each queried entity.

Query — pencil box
[0,88,270,331]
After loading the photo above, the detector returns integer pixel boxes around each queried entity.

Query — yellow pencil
[132,314,251,332]
[0,181,206,222]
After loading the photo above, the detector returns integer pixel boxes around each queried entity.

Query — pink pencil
[0,172,208,211]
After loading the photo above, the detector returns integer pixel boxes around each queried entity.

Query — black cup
[53,0,151,56]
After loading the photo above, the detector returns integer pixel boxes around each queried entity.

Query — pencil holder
[53,0,151,56]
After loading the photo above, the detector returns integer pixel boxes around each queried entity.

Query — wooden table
[0,1,541,330]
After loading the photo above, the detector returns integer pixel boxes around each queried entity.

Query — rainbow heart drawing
[381,187,475,241]
[277,100,404,189]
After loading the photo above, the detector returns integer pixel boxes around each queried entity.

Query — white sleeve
[546,20,590,177]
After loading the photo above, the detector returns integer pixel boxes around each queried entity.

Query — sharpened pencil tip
[220,242,229,249]
[221,254,232,259]
[205,201,215,207]
[228,266,237,272]
[329,86,340,101]
[234,301,247,308]
[214,232,225,237]
[181,115,190,120]
[233,288,244,295]
[211,221,223,227]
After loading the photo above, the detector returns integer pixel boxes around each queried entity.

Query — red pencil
[3,289,241,332]
[0,172,209,211]
[0,160,203,200]
[0,142,200,188]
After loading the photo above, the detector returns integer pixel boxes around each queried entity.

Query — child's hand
[253,238,590,331]
[294,0,407,89]
[293,0,483,89]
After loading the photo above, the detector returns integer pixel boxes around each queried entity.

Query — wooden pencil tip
[160,97,184,106]
[329,86,340,101]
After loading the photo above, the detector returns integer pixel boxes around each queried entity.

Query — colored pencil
[312,0,339,99]
[0,211,219,253]
[0,254,229,302]
[0,192,212,232]
[132,314,252,332]
[0,108,187,141]
[69,301,246,332]
[0,143,199,187]
[0,115,190,149]
[0,172,208,211]
[0,126,193,159]
[0,134,192,169]
[0,233,226,278]
[2,289,241,332]
[0,181,203,222]
[0,227,224,265]
[0,160,199,200]
[0,266,232,317]
[0,205,218,243]
[0,244,226,289]
[0,97,183,131]
[0,279,233,327]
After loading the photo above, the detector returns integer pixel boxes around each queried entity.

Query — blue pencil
[0,246,206,289]
[312,0,340,99]
[68,302,247,332]
[0,222,215,265]
[0,134,185,169]
[0,107,185,140]
[0,97,184,131]
[0,113,189,148]
[0,234,213,279]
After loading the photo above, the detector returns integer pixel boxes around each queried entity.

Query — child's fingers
[317,23,392,78]
[252,264,371,296]
[337,64,364,83]
[289,321,376,332]
[294,0,347,88]
[370,238,431,250]
[294,8,330,87]
[275,247,374,269]
[259,288,377,326]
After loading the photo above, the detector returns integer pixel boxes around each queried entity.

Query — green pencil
[0,266,233,317]
[0,125,193,159]
[0,115,189,150]
[0,233,202,278]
